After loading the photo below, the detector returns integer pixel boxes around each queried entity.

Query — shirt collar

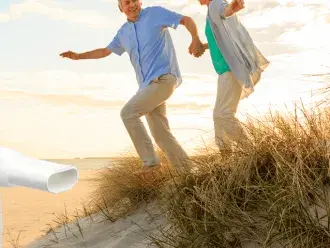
[127,8,144,23]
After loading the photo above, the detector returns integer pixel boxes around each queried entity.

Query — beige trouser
[214,71,248,150]
[120,73,189,169]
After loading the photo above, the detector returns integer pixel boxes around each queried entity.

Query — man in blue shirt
[60,0,204,174]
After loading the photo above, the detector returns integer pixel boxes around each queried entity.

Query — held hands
[192,44,206,58]
[189,37,205,58]
[60,51,80,60]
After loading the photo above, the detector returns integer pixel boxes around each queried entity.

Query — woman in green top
[193,0,269,153]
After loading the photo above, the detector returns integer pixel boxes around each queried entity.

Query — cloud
[0,0,114,28]
[277,0,329,5]
[278,20,330,49]
[0,69,219,113]
[236,0,330,55]
[0,90,126,108]
[0,70,137,102]
[241,4,315,29]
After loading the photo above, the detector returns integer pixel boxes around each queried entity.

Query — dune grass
[146,106,330,248]
[84,105,330,248]
[36,103,330,248]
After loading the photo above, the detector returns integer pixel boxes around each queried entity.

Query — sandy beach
[1,155,328,248]
[0,158,113,248]
[25,200,166,248]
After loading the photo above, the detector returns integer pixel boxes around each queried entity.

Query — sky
[0,0,329,159]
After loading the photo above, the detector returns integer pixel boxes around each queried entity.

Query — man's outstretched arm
[60,48,112,60]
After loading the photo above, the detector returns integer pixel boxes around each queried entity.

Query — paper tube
[0,146,79,248]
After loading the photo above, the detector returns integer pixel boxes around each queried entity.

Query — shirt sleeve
[107,30,125,56]
[209,0,230,20]
[152,6,183,29]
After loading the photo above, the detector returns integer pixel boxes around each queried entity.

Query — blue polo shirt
[107,6,183,89]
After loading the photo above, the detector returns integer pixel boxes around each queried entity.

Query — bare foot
[133,164,161,175]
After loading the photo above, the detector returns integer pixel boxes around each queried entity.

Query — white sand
[23,199,289,248]
[26,201,165,248]
[22,193,330,248]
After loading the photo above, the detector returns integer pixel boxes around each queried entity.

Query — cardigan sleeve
[209,0,230,20]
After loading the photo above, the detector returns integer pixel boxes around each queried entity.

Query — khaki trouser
[214,71,248,150]
[120,73,189,169]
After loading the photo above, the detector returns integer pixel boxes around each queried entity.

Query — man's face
[198,0,211,5]
[119,0,142,21]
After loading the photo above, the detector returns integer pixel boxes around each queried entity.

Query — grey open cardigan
[208,0,270,99]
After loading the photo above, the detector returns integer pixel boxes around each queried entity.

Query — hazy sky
[0,0,329,158]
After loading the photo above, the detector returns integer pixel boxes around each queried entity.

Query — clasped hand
[189,38,205,58]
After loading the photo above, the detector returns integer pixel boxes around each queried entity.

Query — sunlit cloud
[0,70,216,111]
[0,0,113,28]
[241,5,315,29]
[278,15,330,49]
[0,90,126,108]
[277,0,329,5]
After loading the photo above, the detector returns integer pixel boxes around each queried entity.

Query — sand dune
[26,201,165,248]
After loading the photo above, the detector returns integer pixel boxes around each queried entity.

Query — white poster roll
[0,147,78,193]
[0,146,79,248]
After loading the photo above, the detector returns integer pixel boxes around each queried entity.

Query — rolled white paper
[0,146,79,248]
[0,147,78,193]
